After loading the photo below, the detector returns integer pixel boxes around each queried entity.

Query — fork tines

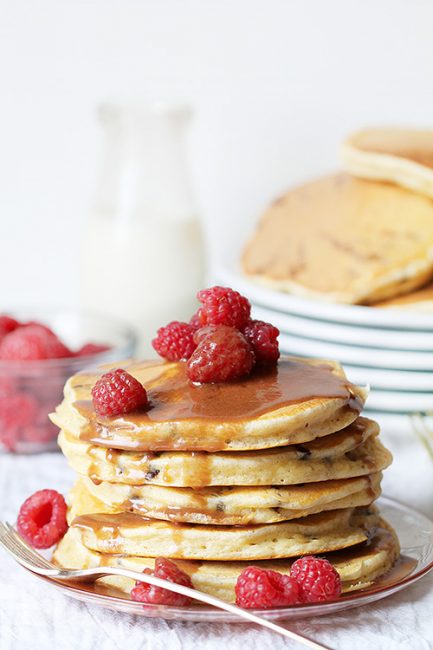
[0,522,54,569]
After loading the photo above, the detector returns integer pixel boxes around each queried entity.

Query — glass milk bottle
[80,103,204,356]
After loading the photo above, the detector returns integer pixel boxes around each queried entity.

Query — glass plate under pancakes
[25,497,433,623]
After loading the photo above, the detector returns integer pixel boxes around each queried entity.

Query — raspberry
[235,566,299,609]
[0,428,18,452]
[197,286,251,329]
[0,324,72,360]
[76,343,111,357]
[242,320,280,365]
[192,325,215,345]
[187,325,255,383]
[290,556,342,603]
[0,315,20,339]
[131,557,193,606]
[19,374,62,409]
[21,424,56,445]
[91,368,149,417]
[0,392,39,450]
[0,392,38,433]
[189,311,202,331]
[152,322,196,361]
[17,489,68,549]
[22,322,56,335]
[0,376,16,397]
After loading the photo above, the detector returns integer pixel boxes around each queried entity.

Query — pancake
[241,173,433,305]
[68,472,382,525]
[341,128,433,199]
[58,417,390,488]
[67,506,379,561]
[54,518,399,602]
[51,357,366,452]
[376,277,433,310]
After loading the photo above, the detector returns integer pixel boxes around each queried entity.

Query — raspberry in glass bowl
[0,310,136,453]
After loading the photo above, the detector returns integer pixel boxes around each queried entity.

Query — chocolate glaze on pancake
[70,507,379,560]
[70,472,382,525]
[53,522,402,601]
[57,417,387,488]
[73,359,362,451]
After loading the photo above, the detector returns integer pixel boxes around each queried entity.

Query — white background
[1,0,433,307]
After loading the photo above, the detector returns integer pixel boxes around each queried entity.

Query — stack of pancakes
[52,356,399,603]
[242,128,433,309]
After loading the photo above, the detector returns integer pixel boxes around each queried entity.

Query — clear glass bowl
[0,309,136,453]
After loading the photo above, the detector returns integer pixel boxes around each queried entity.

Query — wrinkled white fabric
[0,424,432,650]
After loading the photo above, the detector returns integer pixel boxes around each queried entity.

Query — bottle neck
[93,104,196,223]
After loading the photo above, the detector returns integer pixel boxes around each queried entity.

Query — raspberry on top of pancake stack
[18,286,399,608]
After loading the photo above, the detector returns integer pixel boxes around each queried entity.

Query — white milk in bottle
[80,103,204,355]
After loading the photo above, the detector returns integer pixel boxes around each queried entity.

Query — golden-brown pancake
[242,173,433,304]
[51,357,366,452]
[58,417,390,487]
[341,128,433,199]
[66,507,379,561]
[68,472,382,525]
[53,517,399,602]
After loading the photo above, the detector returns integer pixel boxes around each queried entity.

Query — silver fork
[0,522,333,650]
[411,412,433,462]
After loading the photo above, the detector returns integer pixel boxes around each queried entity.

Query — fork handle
[51,566,333,649]
[0,522,332,649]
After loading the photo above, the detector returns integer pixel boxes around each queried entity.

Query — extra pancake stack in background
[52,357,399,603]
[242,128,433,309]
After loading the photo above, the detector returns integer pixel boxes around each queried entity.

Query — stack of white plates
[212,260,433,422]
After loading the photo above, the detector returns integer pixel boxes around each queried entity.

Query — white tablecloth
[0,423,432,650]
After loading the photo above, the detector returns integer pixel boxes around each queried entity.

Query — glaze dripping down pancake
[51,351,399,603]
[51,357,366,452]
[67,506,380,561]
[67,472,382,525]
[58,417,390,487]
[53,520,400,603]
